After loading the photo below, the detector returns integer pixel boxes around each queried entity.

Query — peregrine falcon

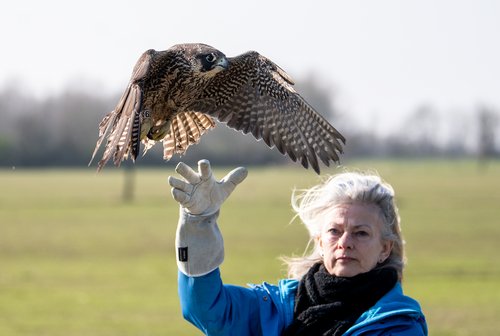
[90,43,345,174]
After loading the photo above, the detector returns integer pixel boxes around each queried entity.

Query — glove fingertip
[198,159,212,179]
[175,162,186,173]
[223,167,248,187]
[172,188,189,204]
[233,167,248,185]
[198,159,210,166]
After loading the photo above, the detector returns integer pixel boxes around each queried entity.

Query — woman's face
[319,203,392,277]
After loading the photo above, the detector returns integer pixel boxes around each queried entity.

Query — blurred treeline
[0,77,498,168]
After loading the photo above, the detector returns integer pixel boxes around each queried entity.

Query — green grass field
[1,160,499,335]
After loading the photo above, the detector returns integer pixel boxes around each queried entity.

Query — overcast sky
[1,0,499,132]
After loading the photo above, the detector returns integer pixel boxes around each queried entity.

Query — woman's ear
[316,235,323,249]
[380,240,393,262]
[315,236,324,257]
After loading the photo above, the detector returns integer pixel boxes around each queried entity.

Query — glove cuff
[175,208,224,277]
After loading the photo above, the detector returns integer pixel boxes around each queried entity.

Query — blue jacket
[179,268,427,335]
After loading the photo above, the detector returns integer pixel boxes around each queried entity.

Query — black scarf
[282,263,398,336]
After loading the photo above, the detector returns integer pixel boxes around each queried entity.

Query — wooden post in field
[122,161,136,203]
[477,107,498,172]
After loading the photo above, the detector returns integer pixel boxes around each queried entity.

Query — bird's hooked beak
[215,56,229,70]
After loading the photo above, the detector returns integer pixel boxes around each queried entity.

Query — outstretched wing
[89,50,152,171]
[189,51,345,174]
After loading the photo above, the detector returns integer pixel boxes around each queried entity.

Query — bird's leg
[147,119,171,141]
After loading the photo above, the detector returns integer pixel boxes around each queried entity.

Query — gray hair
[283,172,405,280]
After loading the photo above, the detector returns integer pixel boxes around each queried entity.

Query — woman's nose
[337,232,354,249]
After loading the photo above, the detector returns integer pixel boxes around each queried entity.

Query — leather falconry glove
[168,159,248,276]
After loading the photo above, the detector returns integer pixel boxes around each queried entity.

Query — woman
[169,160,427,335]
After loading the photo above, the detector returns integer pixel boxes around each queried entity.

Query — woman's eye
[205,53,216,63]
[355,231,369,237]
[329,228,342,236]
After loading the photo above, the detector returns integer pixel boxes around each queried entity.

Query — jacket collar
[343,282,428,335]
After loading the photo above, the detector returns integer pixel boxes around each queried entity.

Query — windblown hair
[283,172,405,281]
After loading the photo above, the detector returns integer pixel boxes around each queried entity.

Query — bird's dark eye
[205,53,217,63]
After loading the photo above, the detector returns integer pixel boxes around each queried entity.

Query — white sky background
[1,0,499,134]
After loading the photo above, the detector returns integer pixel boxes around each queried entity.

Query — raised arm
[169,160,261,334]
[169,160,296,335]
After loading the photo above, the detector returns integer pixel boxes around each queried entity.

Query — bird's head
[173,43,228,79]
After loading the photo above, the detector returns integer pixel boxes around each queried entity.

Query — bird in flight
[90,43,345,174]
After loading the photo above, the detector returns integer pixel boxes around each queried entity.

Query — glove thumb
[220,167,248,194]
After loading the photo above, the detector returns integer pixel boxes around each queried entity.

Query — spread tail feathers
[89,84,142,171]
[161,111,215,160]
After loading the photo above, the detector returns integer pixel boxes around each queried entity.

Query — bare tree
[477,106,498,169]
